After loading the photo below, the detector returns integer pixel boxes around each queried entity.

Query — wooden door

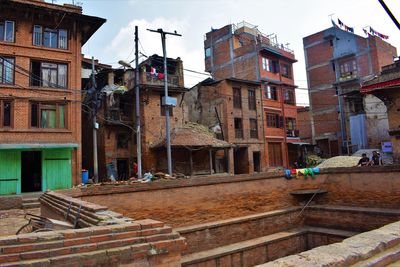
[268,142,283,167]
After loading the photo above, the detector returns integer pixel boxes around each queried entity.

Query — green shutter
[42,149,72,190]
[0,150,21,195]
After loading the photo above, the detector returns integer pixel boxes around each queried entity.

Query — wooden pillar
[189,149,193,176]
[225,148,229,174]
[209,148,213,175]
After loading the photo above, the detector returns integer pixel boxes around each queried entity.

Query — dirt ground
[118,193,292,228]
[0,208,40,237]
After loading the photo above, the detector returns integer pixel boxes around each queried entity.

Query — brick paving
[0,208,40,237]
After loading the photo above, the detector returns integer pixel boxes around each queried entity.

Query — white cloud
[106,17,207,88]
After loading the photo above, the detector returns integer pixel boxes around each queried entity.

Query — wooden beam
[209,149,213,175]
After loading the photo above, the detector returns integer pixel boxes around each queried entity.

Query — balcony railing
[142,73,181,87]
[287,129,299,138]
[105,109,133,124]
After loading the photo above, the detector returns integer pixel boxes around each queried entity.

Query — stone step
[22,202,41,209]
[22,197,40,204]
[182,227,357,267]
[0,227,176,264]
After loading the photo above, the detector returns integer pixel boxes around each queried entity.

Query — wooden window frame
[0,20,15,43]
[264,85,278,100]
[248,89,256,110]
[30,60,68,89]
[29,102,67,129]
[284,89,295,105]
[249,118,258,139]
[233,87,242,109]
[32,25,68,50]
[234,117,243,139]
[266,112,283,128]
[281,63,291,78]
[0,56,15,85]
[0,99,13,128]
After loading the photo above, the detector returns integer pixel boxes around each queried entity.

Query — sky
[52,0,399,106]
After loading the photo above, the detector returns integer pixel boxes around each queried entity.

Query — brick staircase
[0,191,186,266]
[0,219,185,266]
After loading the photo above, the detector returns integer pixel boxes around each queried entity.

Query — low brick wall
[259,220,400,267]
[176,207,303,255]
[0,195,23,210]
[61,167,400,227]
[0,192,187,267]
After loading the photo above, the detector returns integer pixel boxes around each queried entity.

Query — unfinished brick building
[0,0,105,195]
[186,78,264,174]
[303,26,397,156]
[204,21,299,168]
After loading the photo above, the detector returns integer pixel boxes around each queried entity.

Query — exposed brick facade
[304,27,397,155]
[204,22,299,168]
[0,0,104,190]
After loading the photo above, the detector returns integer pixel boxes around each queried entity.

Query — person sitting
[357,153,369,167]
[370,151,383,166]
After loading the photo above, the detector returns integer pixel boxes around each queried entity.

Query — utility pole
[91,57,99,183]
[147,28,181,176]
[134,26,142,179]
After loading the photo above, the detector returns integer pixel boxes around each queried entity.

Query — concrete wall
[364,94,390,148]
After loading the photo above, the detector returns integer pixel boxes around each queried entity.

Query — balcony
[105,109,133,125]
[140,72,181,88]
[287,129,299,138]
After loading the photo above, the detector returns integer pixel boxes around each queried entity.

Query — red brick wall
[0,3,90,185]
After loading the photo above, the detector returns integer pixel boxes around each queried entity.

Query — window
[248,90,256,110]
[0,57,14,84]
[0,20,14,42]
[160,95,173,116]
[0,100,12,128]
[205,47,211,58]
[286,118,296,130]
[339,60,357,80]
[284,89,295,105]
[281,64,291,78]
[266,113,283,128]
[117,133,129,149]
[250,118,258,139]
[33,26,68,49]
[30,102,66,129]
[234,118,243,139]
[30,61,68,88]
[264,85,277,100]
[233,87,242,109]
[262,57,278,73]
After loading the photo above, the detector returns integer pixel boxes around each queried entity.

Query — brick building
[204,21,298,168]
[185,78,264,174]
[82,55,229,179]
[361,60,400,162]
[297,106,312,144]
[0,0,105,195]
[303,26,397,157]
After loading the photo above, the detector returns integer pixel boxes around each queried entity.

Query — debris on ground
[316,156,361,168]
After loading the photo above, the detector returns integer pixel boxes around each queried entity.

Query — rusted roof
[151,124,233,149]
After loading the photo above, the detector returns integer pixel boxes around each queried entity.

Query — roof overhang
[361,78,400,94]
[0,143,78,150]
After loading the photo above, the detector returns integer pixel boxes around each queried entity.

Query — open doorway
[21,151,42,192]
[234,147,249,174]
[253,151,261,172]
[117,158,129,180]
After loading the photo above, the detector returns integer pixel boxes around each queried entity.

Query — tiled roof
[151,123,232,149]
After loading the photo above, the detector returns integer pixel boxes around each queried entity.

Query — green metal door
[42,149,72,191]
[0,151,21,195]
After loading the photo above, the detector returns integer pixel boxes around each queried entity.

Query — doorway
[268,142,283,167]
[253,151,261,172]
[234,147,248,174]
[21,151,42,192]
[117,159,129,180]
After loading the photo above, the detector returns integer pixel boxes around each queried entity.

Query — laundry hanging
[337,18,354,33]
[369,27,389,39]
